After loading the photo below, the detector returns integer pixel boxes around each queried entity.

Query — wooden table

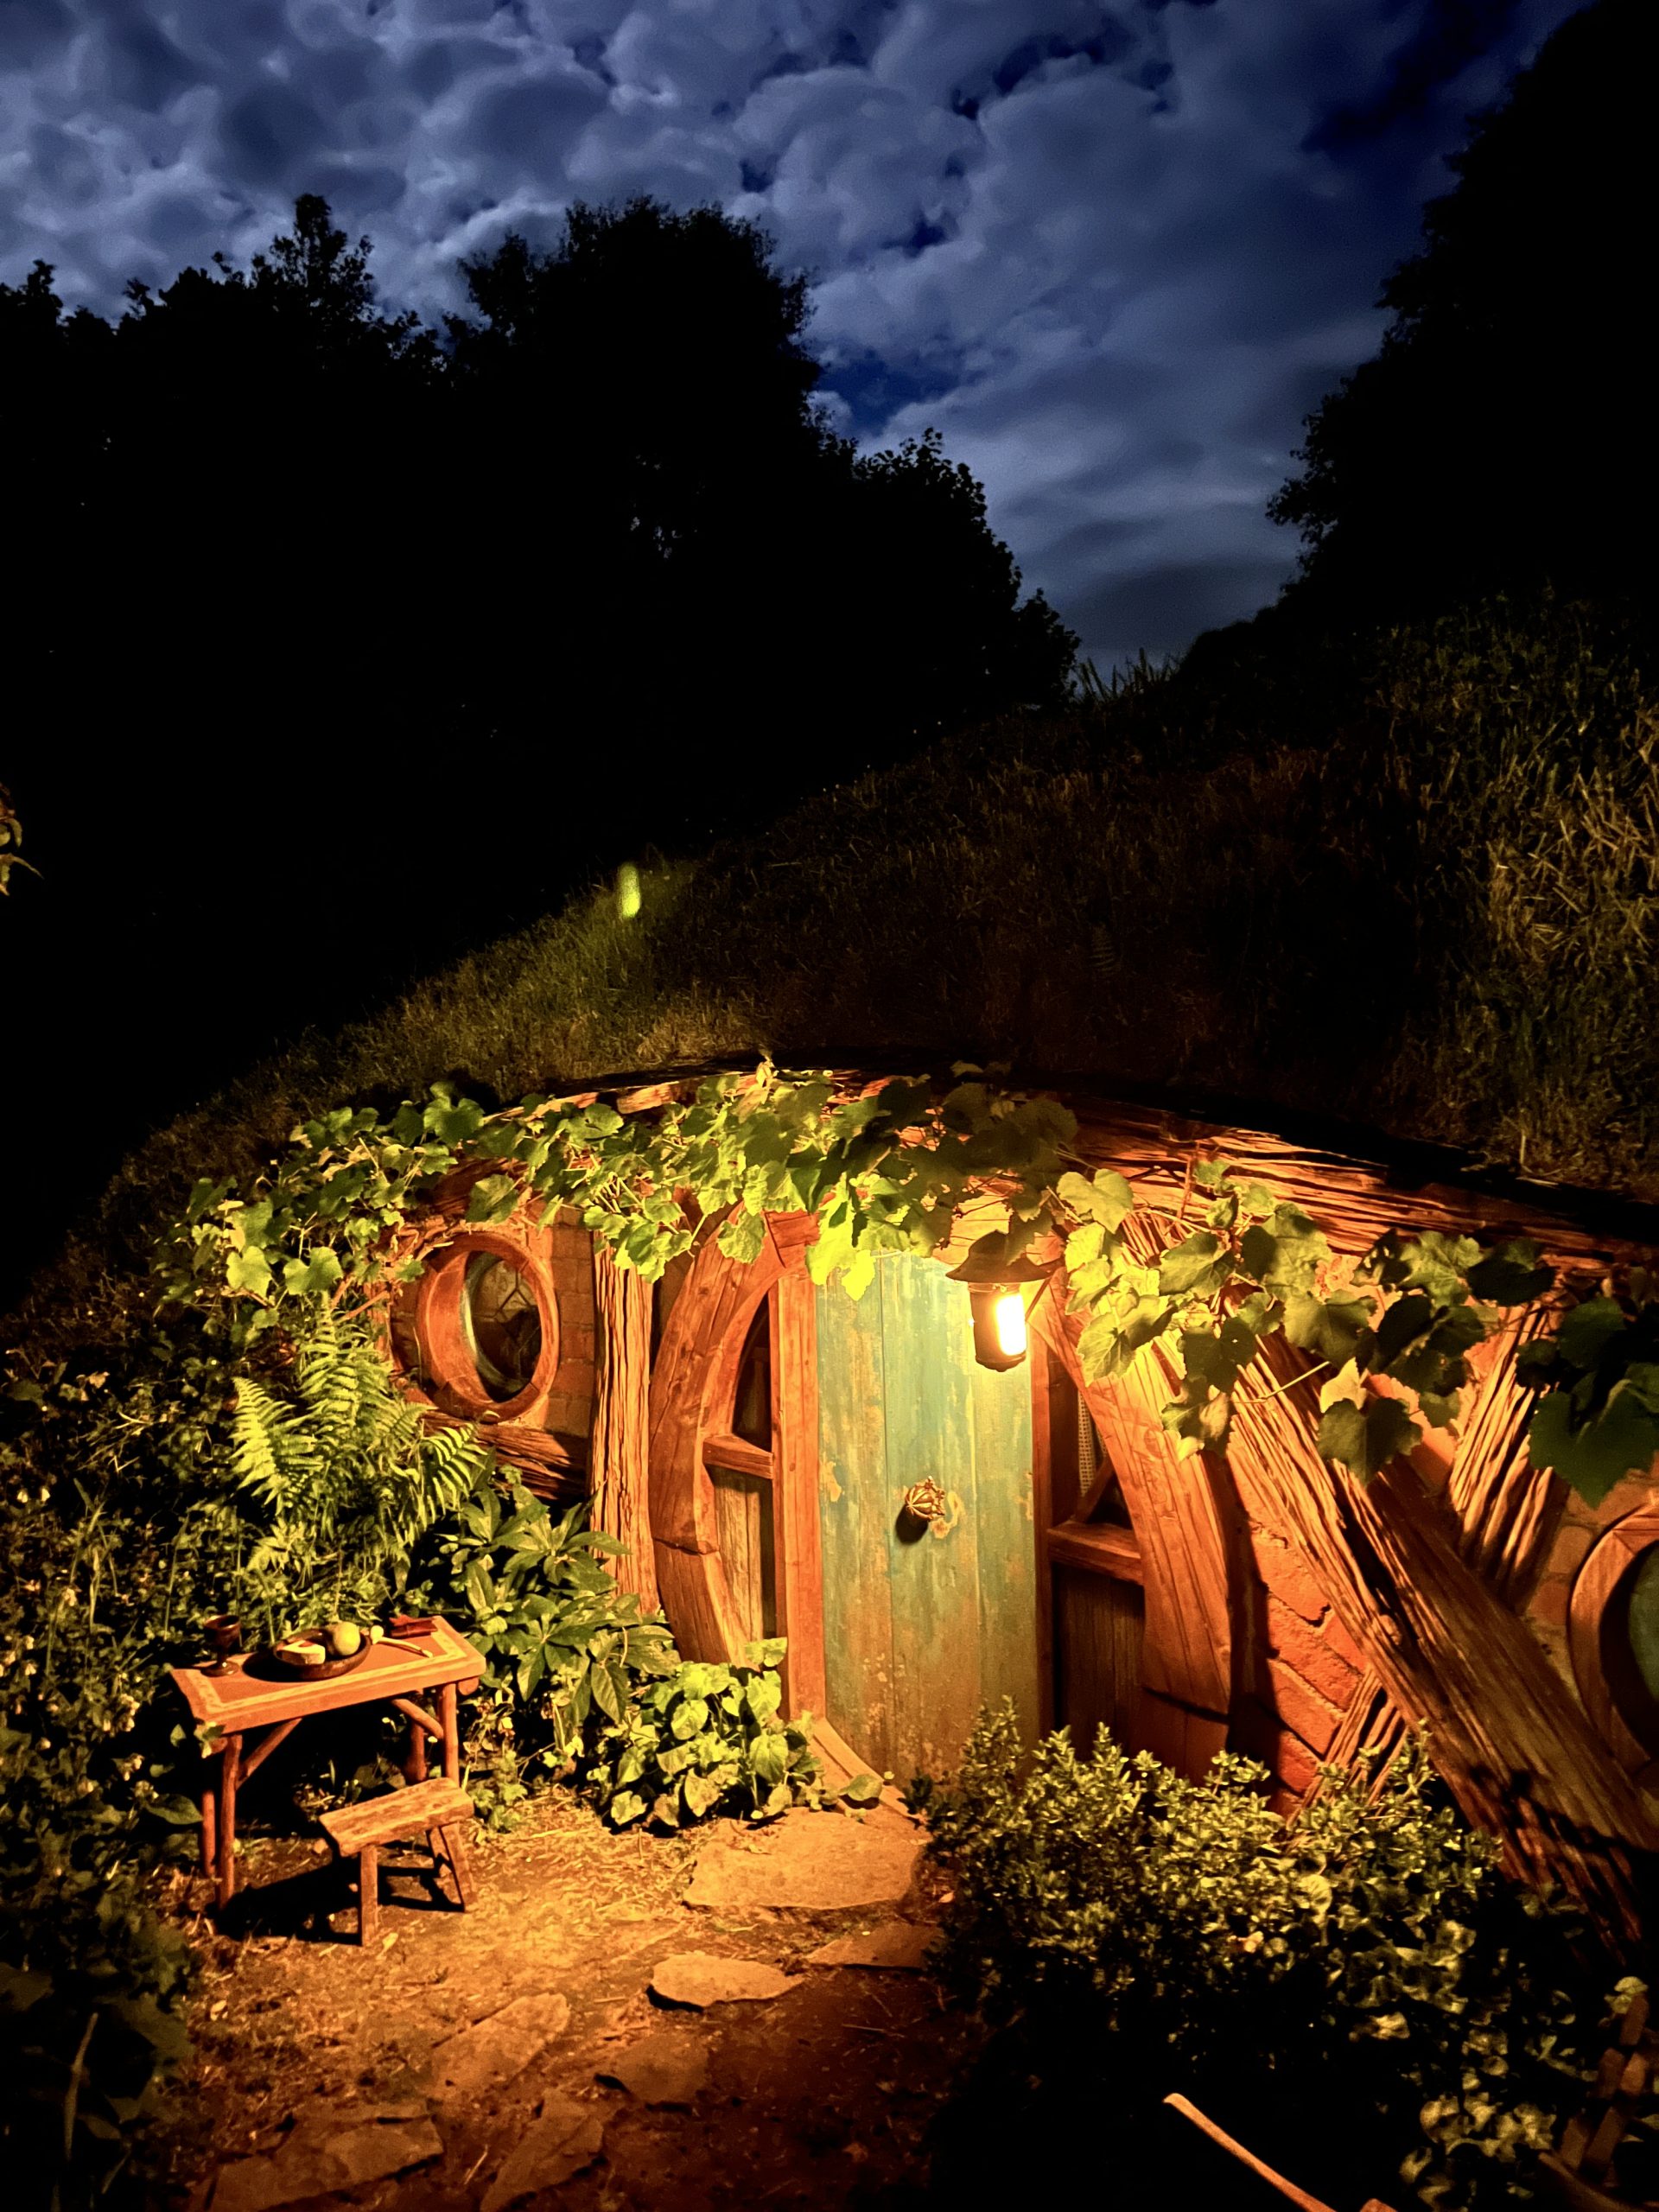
[169,1619,482,1910]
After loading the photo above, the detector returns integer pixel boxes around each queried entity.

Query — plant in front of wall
[158,1058,1650,1511]
[925,1703,1617,2210]
[584,1644,873,1828]
[404,1471,677,1793]
[227,1300,493,1643]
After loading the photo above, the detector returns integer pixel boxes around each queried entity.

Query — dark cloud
[0,0,1587,671]
[1306,0,1526,152]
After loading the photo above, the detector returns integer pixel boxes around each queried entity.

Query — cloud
[0,0,1586,670]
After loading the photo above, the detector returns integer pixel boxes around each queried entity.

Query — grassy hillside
[40,592,1659,1301]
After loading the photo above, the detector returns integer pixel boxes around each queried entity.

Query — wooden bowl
[268,1637,372,1683]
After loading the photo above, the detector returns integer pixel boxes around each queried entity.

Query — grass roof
[51,592,1659,1294]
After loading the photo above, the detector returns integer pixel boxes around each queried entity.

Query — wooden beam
[702,1432,774,1481]
[774,1266,827,1723]
[1046,1519,1146,1584]
[592,1244,659,1611]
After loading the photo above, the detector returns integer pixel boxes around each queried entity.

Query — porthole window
[404,1234,558,1421]
[460,1252,543,1402]
[1569,1507,1659,1782]
[1601,1545,1659,1760]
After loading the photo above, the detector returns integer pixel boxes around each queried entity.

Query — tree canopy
[0,193,1073,1295]
[1271,0,1656,617]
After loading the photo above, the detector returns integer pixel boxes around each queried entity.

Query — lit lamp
[945,1235,1056,1373]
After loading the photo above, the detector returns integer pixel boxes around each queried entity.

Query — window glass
[731,1300,772,1449]
[1078,1395,1132,1528]
[1629,1549,1659,1704]
[459,1253,543,1402]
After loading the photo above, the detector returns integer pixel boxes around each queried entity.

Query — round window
[458,1253,543,1403]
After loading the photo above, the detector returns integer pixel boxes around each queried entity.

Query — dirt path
[157,1793,982,2212]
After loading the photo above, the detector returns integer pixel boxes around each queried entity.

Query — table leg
[406,1704,429,1784]
[217,1733,241,1911]
[200,1774,218,1877]
[439,1681,459,1784]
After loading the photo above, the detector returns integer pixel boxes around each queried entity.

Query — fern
[226,1303,493,1635]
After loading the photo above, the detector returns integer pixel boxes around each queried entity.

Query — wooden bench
[319,1778,475,1944]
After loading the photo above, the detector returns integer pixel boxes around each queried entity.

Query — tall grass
[29,592,1659,1315]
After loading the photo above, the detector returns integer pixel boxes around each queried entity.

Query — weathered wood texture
[1224,1336,1659,1935]
[1030,1273,1233,1763]
[816,1254,1038,1781]
[1052,1564,1146,1758]
[320,1778,473,1853]
[773,1266,828,1721]
[591,1245,659,1611]
[647,1230,785,1663]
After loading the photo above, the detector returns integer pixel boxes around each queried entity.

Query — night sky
[1,0,1586,671]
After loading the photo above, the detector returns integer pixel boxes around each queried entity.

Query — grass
[32,589,1659,1305]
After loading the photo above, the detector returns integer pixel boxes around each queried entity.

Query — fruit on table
[323,1622,364,1658]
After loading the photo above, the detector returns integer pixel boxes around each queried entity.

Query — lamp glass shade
[968,1282,1027,1372]
[993,1290,1027,1360]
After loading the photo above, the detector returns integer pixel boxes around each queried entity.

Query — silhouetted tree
[1271,0,1656,616]
[0,192,1071,1299]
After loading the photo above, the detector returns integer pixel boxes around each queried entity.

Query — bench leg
[429,1823,474,1910]
[358,1845,378,1945]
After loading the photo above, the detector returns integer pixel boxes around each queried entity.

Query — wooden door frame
[646,1214,828,1726]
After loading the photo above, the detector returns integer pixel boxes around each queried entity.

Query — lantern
[946,1234,1055,1372]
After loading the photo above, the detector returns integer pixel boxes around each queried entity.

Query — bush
[925,1706,1625,2208]
[584,1643,870,1829]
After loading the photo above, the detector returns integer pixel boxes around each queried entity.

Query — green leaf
[1240,1205,1330,1298]
[750,1731,790,1786]
[1283,1292,1370,1368]
[1055,1168,1134,1232]
[1556,1297,1631,1374]
[671,1695,711,1741]
[716,1210,768,1265]
[465,1173,520,1225]
[1529,1386,1659,1506]
[1465,1240,1553,1306]
[608,1789,648,1827]
[1158,1230,1227,1298]
[683,1770,726,1818]
[1317,1394,1421,1480]
[281,1249,344,1298]
[839,1771,883,1808]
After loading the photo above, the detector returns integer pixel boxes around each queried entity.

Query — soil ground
[150,1792,1303,2212]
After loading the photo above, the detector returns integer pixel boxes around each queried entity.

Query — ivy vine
[158,1064,1657,1505]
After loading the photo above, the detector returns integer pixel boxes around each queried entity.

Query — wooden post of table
[439,1681,459,1784]
[406,1709,429,1783]
[216,1734,241,1910]
[200,1770,218,1877]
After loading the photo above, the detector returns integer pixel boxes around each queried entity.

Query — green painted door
[816,1252,1039,1782]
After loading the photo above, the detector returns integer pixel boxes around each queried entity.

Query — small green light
[615,861,642,919]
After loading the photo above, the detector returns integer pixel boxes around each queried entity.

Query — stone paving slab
[429,1990,569,2103]
[479,2093,604,2212]
[210,2099,441,2212]
[651,1952,798,2007]
[598,2024,711,2106]
[804,1922,937,1971]
[684,1808,921,1914]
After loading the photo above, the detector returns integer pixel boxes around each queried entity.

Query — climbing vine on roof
[159,1062,1652,1504]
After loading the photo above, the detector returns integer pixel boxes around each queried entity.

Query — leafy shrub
[404,1471,677,1823]
[585,1643,857,1828]
[926,1706,1618,2208]
[229,1302,492,1640]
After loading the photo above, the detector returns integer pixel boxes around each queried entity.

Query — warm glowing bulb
[993,1289,1027,1359]
[615,861,642,919]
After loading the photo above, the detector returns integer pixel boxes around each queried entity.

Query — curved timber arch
[647,1215,822,1708]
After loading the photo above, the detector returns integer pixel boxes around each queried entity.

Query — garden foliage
[584,1643,874,1829]
[926,1706,1646,2208]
